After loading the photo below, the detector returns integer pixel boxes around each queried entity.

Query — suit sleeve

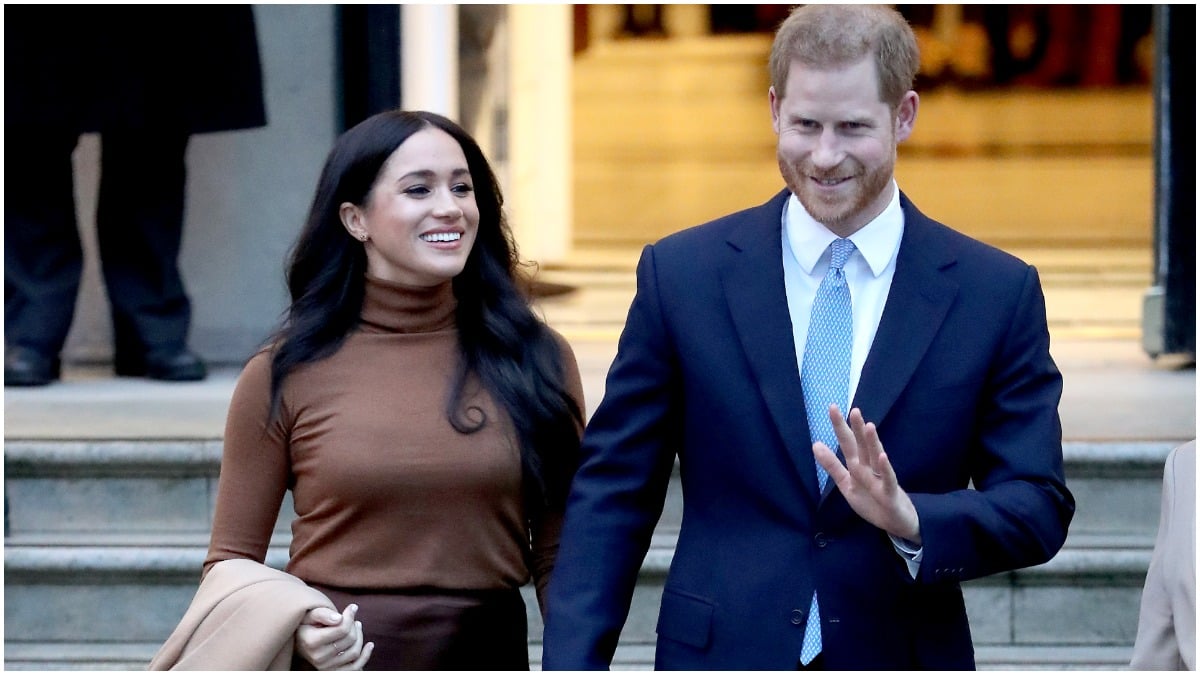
[911,265,1075,581]
[542,245,681,669]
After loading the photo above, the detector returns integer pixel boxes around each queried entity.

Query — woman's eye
[404,185,431,197]
[452,183,474,195]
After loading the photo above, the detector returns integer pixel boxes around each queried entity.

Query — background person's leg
[97,128,205,381]
[4,129,84,385]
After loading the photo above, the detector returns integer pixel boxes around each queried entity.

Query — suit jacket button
[791,609,804,625]
[815,533,827,548]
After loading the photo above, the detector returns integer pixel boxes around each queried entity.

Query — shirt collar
[783,181,904,277]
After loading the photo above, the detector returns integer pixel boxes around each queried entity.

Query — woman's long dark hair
[265,109,582,511]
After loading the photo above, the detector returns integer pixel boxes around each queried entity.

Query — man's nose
[809,128,844,169]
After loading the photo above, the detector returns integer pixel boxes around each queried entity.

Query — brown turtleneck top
[204,275,584,612]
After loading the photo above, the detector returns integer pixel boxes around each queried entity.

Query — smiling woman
[337,127,481,287]
[196,109,585,670]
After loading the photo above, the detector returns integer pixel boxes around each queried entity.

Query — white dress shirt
[781,181,923,577]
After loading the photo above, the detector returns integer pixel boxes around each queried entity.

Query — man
[4,5,266,385]
[542,5,1074,670]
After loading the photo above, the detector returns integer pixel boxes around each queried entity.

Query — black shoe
[115,348,207,382]
[4,346,60,386]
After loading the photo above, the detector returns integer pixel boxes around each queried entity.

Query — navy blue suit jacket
[542,190,1075,670]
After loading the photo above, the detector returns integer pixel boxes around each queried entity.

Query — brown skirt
[296,584,530,671]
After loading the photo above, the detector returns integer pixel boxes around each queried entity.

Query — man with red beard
[543,4,1073,670]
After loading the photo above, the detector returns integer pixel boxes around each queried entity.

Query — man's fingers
[846,408,888,479]
[848,408,878,464]
[828,404,857,461]
[847,407,867,452]
[833,405,873,475]
[875,450,897,484]
[813,441,844,482]
[856,415,879,474]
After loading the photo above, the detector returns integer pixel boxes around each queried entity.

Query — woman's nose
[433,190,464,218]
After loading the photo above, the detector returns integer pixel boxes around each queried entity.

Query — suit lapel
[853,194,959,429]
[720,191,824,503]
[720,191,959,505]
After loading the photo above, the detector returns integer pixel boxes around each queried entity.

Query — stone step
[4,537,1146,670]
[4,438,1173,669]
[0,640,1137,671]
[3,643,164,672]
[3,440,289,539]
[3,438,1176,541]
[540,644,1139,671]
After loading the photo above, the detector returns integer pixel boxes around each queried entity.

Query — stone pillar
[401,4,459,120]
[507,4,573,265]
[1142,4,1196,359]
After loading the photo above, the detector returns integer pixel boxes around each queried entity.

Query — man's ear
[339,202,369,242]
[894,90,919,142]
[769,85,782,135]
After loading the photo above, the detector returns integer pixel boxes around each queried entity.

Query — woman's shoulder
[241,347,274,375]
[229,347,275,396]
[539,324,578,362]
[538,324,585,409]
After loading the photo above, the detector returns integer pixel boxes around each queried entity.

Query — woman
[1130,440,1195,670]
[204,109,585,670]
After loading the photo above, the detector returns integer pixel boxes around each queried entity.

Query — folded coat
[148,558,337,670]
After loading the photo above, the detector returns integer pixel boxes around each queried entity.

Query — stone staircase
[2,431,1182,670]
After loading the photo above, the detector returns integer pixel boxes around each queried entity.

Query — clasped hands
[813,405,921,544]
[295,603,374,670]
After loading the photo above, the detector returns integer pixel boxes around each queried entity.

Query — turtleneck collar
[359,274,457,334]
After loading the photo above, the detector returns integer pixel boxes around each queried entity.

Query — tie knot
[829,238,855,270]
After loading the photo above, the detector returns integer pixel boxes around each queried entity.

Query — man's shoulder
[900,193,1031,271]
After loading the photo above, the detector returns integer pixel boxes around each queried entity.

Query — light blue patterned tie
[798,237,855,665]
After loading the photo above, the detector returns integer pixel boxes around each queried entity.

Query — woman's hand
[295,604,374,670]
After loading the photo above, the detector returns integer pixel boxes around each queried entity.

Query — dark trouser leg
[95,129,193,364]
[4,128,83,359]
